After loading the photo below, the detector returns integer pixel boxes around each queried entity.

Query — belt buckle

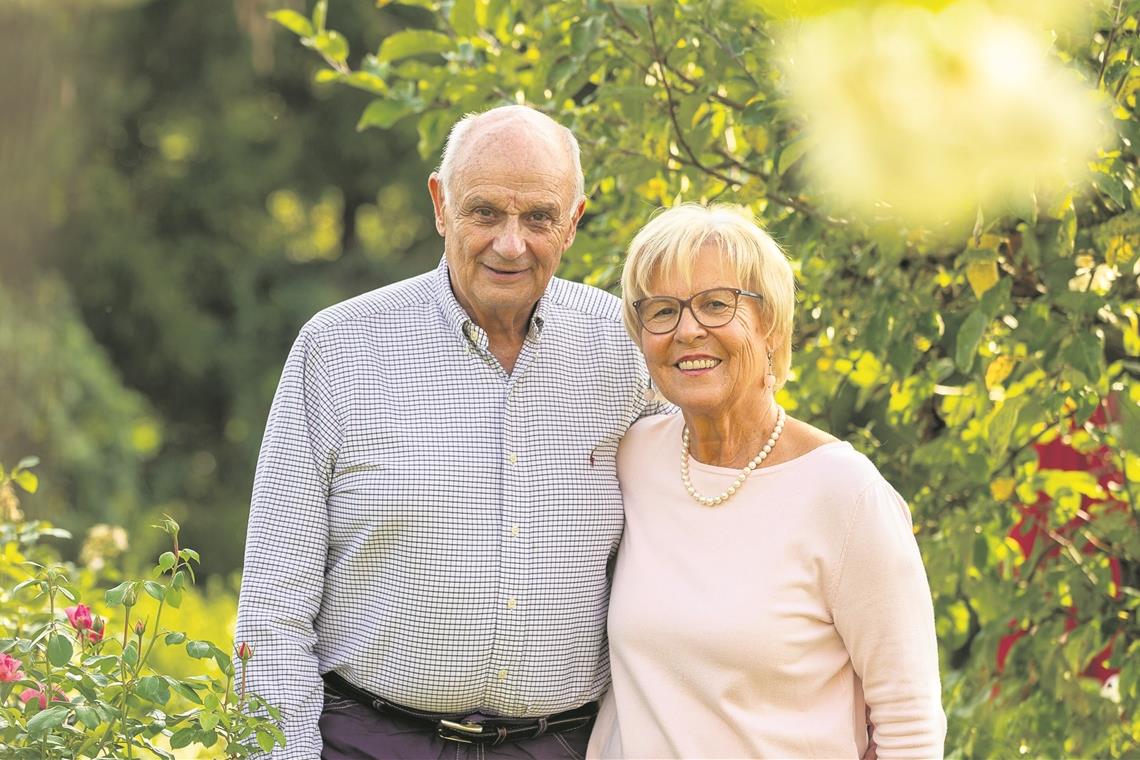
[438,718,484,744]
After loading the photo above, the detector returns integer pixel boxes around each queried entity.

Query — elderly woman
[587,204,945,759]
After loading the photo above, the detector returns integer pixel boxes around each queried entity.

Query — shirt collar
[432,257,552,347]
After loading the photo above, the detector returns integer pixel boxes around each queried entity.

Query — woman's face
[640,243,769,421]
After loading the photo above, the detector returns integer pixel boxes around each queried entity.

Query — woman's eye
[649,306,677,320]
[703,300,731,313]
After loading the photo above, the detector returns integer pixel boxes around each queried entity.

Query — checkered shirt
[234,258,657,758]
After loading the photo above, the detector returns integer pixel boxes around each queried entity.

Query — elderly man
[234,105,655,758]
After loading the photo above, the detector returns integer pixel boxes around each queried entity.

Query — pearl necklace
[681,406,785,507]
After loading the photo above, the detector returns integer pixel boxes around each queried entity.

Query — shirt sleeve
[830,477,947,760]
[234,327,342,759]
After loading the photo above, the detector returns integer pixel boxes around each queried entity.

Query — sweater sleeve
[830,477,947,759]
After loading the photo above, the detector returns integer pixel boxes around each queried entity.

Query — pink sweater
[588,413,945,759]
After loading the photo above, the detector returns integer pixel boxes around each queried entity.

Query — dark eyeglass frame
[632,287,764,335]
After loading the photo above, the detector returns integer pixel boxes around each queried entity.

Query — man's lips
[484,264,527,277]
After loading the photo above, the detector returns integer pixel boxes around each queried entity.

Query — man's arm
[235,328,341,759]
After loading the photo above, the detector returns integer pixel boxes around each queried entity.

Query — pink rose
[66,604,94,632]
[65,604,94,631]
[0,653,23,682]
[18,685,66,709]
[18,687,46,709]
[235,641,253,660]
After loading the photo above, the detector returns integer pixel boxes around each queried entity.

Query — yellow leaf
[985,355,1016,389]
[990,477,1016,501]
[966,258,999,298]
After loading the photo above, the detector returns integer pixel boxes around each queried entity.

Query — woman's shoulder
[625,410,683,442]
[618,411,682,465]
[771,417,895,505]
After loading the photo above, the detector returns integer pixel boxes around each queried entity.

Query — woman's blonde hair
[621,203,796,387]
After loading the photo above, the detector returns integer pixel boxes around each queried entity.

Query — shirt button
[507,452,518,465]
[507,597,517,610]
[510,525,520,538]
[498,669,508,681]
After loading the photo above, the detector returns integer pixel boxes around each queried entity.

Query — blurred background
[1,0,446,574]
[2,0,1138,756]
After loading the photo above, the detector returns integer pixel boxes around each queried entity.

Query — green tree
[275,0,1140,756]
[1,0,450,572]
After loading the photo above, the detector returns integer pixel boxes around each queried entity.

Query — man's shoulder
[302,270,436,337]
[547,278,624,324]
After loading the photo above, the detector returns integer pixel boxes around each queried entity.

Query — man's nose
[493,217,527,258]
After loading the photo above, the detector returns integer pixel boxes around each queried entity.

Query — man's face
[429,127,584,331]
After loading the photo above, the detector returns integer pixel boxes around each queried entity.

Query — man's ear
[428,173,447,237]
[563,196,587,249]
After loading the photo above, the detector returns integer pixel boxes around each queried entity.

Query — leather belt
[321,671,598,746]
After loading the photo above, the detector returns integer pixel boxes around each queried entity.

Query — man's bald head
[436,105,585,204]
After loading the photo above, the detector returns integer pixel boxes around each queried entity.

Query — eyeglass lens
[637,288,740,333]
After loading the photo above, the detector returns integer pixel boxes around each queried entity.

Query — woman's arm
[831,477,947,760]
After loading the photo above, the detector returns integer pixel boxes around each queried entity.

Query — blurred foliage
[0,0,447,572]
[273,0,1140,756]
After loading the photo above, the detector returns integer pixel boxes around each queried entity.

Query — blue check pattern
[234,258,658,758]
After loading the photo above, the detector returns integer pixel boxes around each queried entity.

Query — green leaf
[16,455,40,470]
[357,99,415,131]
[314,31,349,64]
[169,726,199,749]
[123,641,139,668]
[256,727,276,753]
[143,580,165,602]
[417,109,454,160]
[74,704,100,729]
[1062,332,1102,384]
[988,396,1028,460]
[105,581,138,607]
[165,585,183,608]
[165,677,203,705]
[378,30,455,63]
[47,634,73,667]
[266,10,313,37]
[164,631,186,645]
[343,71,388,95]
[776,136,810,176]
[954,310,988,373]
[26,705,70,736]
[157,551,176,573]
[450,0,477,36]
[1116,397,1140,453]
[312,0,327,34]
[13,470,38,493]
[198,711,220,731]
[1093,172,1126,208]
[136,675,170,705]
[186,640,212,659]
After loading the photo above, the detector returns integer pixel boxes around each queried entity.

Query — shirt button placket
[495,377,527,711]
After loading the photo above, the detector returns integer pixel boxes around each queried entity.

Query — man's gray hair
[436,105,585,203]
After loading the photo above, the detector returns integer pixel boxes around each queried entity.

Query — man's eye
[474,208,495,218]
[529,212,551,223]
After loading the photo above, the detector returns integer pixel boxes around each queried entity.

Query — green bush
[0,459,284,758]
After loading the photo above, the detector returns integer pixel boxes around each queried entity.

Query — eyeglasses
[632,287,764,335]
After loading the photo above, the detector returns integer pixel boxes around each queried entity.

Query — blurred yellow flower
[780,2,1110,228]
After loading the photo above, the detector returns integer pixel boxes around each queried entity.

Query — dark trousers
[319,689,592,760]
